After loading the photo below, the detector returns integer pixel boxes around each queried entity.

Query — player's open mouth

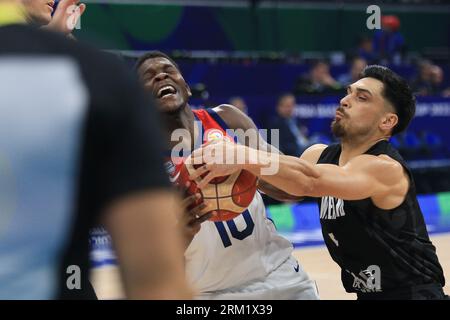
[157,85,177,99]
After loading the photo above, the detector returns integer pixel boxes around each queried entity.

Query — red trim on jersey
[193,109,231,143]
[166,109,232,182]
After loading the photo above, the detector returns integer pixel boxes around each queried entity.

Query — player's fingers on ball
[189,202,209,218]
[198,172,217,189]
[190,164,209,180]
[191,147,204,161]
[181,193,201,208]
[196,204,213,217]
[198,211,215,223]
[181,194,196,207]
[189,166,202,180]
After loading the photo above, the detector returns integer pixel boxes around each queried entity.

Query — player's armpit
[101,190,193,300]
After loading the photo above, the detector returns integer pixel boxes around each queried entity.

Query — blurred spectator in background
[430,65,445,96]
[430,65,450,97]
[268,93,309,157]
[190,82,209,101]
[372,15,406,64]
[412,60,434,96]
[355,35,376,64]
[294,60,342,95]
[229,96,248,114]
[391,130,448,161]
[412,60,450,97]
[338,57,367,87]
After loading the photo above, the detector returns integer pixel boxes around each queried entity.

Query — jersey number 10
[214,210,255,248]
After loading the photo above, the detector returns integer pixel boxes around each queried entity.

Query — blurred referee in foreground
[0,0,192,299]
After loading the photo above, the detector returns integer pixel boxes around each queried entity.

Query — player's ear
[380,112,398,132]
[186,83,192,98]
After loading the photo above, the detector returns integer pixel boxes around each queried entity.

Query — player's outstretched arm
[189,140,320,196]
[191,142,408,208]
[255,153,409,206]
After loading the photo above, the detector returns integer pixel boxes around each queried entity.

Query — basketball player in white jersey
[136,51,319,300]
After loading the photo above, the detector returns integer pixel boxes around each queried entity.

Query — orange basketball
[177,160,257,222]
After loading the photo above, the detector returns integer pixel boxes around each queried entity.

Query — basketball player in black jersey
[192,65,447,299]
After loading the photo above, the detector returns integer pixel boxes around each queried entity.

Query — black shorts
[357,283,448,300]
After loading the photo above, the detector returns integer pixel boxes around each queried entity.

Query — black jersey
[317,140,445,296]
[0,24,170,299]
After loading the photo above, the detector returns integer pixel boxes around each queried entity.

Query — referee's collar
[0,2,27,27]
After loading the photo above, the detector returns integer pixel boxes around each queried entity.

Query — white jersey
[185,191,294,293]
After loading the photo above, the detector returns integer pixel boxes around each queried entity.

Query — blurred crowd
[223,15,450,163]
[230,55,450,161]
[292,57,450,98]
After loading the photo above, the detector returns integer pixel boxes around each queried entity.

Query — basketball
[177,159,258,222]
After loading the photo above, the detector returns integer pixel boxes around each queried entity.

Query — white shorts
[196,256,319,300]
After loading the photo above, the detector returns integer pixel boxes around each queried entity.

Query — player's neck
[163,104,193,129]
[163,104,197,149]
[340,135,389,165]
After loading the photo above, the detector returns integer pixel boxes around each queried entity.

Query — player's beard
[332,119,373,143]
[331,120,346,139]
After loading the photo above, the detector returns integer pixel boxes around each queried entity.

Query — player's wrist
[240,147,273,176]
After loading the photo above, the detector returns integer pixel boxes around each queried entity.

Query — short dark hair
[135,50,180,72]
[360,65,415,135]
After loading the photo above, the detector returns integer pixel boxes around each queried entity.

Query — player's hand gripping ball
[176,141,257,222]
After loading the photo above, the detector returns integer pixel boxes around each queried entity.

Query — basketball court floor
[292,233,450,300]
[91,233,450,300]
